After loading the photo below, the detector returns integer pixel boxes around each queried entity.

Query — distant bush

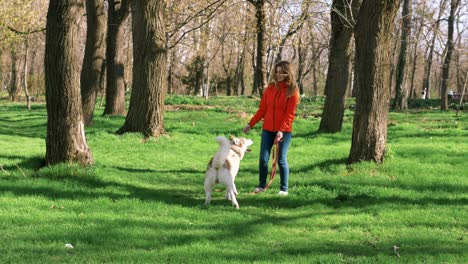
[164,95,212,105]
[404,99,464,109]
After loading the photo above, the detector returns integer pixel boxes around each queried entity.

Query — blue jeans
[258,130,292,192]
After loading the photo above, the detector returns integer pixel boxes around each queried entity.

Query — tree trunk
[392,0,412,110]
[441,0,459,110]
[167,47,177,94]
[421,0,447,100]
[346,57,354,97]
[312,59,318,96]
[23,38,31,110]
[45,0,93,166]
[319,0,362,133]
[81,0,107,126]
[250,0,267,96]
[8,51,18,102]
[296,36,305,95]
[104,0,130,116]
[408,1,426,99]
[348,0,401,164]
[117,0,167,138]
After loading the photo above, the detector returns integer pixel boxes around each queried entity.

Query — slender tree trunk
[441,0,460,110]
[104,0,130,116]
[250,0,266,96]
[421,0,447,100]
[296,37,305,95]
[388,25,400,97]
[45,0,93,166]
[8,51,18,102]
[81,0,107,125]
[348,0,401,164]
[312,60,318,96]
[408,2,425,99]
[117,0,167,137]
[319,0,362,133]
[23,38,31,110]
[346,55,354,97]
[393,0,412,110]
[167,47,177,94]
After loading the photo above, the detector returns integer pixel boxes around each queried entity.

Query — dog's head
[229,135,253,153]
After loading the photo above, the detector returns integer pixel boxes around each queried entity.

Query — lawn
[0,96,467,263]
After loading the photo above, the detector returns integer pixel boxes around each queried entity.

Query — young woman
[243,61,300,195]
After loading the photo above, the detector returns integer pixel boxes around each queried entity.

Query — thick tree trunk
[392,0,412,110]
[441,0,459,110]
[81,0,107,125]
[348,0,401,164]
[117,0,167,137]
[45,0,93,166]
[251,0,267,96]
[319,0,362,133]
[104,0,130,116]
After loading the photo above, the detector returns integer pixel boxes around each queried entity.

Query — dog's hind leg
[204,169,217,206]
[226,183,239,209]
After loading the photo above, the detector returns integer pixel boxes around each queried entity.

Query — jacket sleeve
[248,87,269,128]
[279,90,299,132]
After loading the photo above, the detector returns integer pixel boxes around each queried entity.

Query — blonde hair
[271,61,299,97]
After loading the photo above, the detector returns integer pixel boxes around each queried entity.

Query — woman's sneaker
[278,191,288,196]
[253,187,265,193]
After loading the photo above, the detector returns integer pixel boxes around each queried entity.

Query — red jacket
[249,81,300,132]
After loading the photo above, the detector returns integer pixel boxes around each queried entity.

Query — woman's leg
[278,132,292,192]
[258,130,275,188]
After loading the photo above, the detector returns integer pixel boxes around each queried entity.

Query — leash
[264,141,279,190]
[248,138,280,195]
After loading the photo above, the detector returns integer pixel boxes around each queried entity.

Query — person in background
[243,61,300,196]
[421,88,427,99]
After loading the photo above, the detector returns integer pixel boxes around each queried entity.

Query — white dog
[204,135,253,209]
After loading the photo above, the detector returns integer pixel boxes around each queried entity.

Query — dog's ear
[231,136,240,145]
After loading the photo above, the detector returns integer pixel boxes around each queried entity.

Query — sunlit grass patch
[0,97,467,263]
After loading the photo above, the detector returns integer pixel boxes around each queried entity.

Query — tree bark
[249,0,267,96]
[23,38,31,110]
[319,0,362,133]
[103,0,131,116]
[81,0,107,126]
[392,0,412,110]
[441,0,459,110]
[348,0,401,164]
[117,0,167,137]
[8,51,18,102]
[45,0,93,166]
[296,36,305,95]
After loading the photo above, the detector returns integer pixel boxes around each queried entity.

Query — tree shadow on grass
[1,157,466,210]
[0,155,45,170]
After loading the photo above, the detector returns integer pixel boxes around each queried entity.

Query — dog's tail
[213,136,231,169]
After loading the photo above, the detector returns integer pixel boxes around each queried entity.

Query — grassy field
[0,96,467,263]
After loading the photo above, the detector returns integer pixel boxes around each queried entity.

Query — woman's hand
[243,125,251,134]
[274,131,283,143]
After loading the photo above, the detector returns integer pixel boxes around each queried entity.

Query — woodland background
[1,0,467,101]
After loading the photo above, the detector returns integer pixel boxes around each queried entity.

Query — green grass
[0,96,467,263]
